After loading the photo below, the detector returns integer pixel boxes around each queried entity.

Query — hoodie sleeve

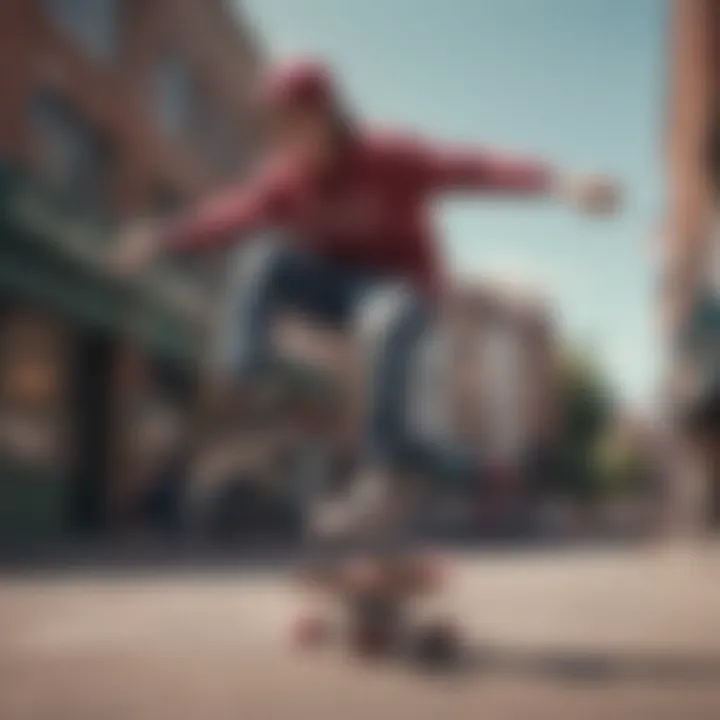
[161,169,285,255]
[393,135,555,197]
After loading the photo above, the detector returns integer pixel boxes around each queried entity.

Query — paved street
[1,543,720,719]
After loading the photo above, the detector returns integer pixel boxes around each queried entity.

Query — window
[408,325,453,444]
[0,310,67,466]
[29,91,115,218]
[214,0,236,15]
[44,0,120,62]
[154,58,246,175]
[707,110,720,195]
[197,102,246,177]
[201,108,242,176]
[482,322,529,461]
[706,116,720,294]
[149,186,186,219]
[708,218,720,296]
[154,54,196,138]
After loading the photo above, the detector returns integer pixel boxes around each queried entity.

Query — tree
[552,345,615,502]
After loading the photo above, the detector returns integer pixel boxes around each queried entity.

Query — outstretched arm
[161,180,276,255]
[421,143,556,196]
[407,138,619,212]
[114,172,283,275]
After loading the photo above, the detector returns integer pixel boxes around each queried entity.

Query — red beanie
[256,58,336,111]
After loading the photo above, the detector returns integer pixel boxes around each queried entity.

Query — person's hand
[112,220,160,277]
[558,174,621,216]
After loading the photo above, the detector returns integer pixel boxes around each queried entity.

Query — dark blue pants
[213,239,475,479]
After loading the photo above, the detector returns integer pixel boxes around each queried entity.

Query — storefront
[673,277,720,530]
[0,305,72,540]
[0,163,203,543]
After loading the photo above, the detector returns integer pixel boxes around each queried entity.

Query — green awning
[0,163,204,367]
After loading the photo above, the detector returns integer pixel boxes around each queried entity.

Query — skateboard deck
[292,555,460,665]
[292,606,460,665]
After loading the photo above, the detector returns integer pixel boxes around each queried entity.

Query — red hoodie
[163,130,553,298]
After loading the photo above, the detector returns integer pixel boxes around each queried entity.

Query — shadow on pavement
[446,643,720,686]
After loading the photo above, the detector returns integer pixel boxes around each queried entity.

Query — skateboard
[200,364,463,665]
[291,554,461,666]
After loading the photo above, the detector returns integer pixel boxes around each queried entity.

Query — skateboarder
[115,58,619,656]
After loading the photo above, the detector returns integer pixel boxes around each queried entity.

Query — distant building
[450,280,560,463]
[272,278,562,479]
[0,0,264,540]
[447,279,562,527]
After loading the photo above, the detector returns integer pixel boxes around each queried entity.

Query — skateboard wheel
[418,553,452,590]
[293,566,324,589]
[343,557,384,595]
[350,624,394,657]
[292,614,331,649]
[413,620,460,666]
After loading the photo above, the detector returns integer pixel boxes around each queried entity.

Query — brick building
[664,0,720,531]
[0,0,263,541]
[450,281,559,456]
[448,280,561,524]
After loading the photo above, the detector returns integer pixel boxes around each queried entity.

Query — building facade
[447,280,562,528]
[0,0,263,541]
[664,0,720,532]
[450,282,560,462]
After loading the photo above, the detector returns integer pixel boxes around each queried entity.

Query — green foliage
[592,429,650,500]
[551,345,616,502]
[561,346,613,446]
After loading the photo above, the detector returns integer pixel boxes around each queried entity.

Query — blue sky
[241,0,668,404]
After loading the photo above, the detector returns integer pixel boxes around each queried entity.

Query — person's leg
[356,285,431,469]
[204,239,358,422]
[330,286,478,645]
[325,289,446,629]
[300,282,466,652]
[355,284,479,490]
[211,239,352,378]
